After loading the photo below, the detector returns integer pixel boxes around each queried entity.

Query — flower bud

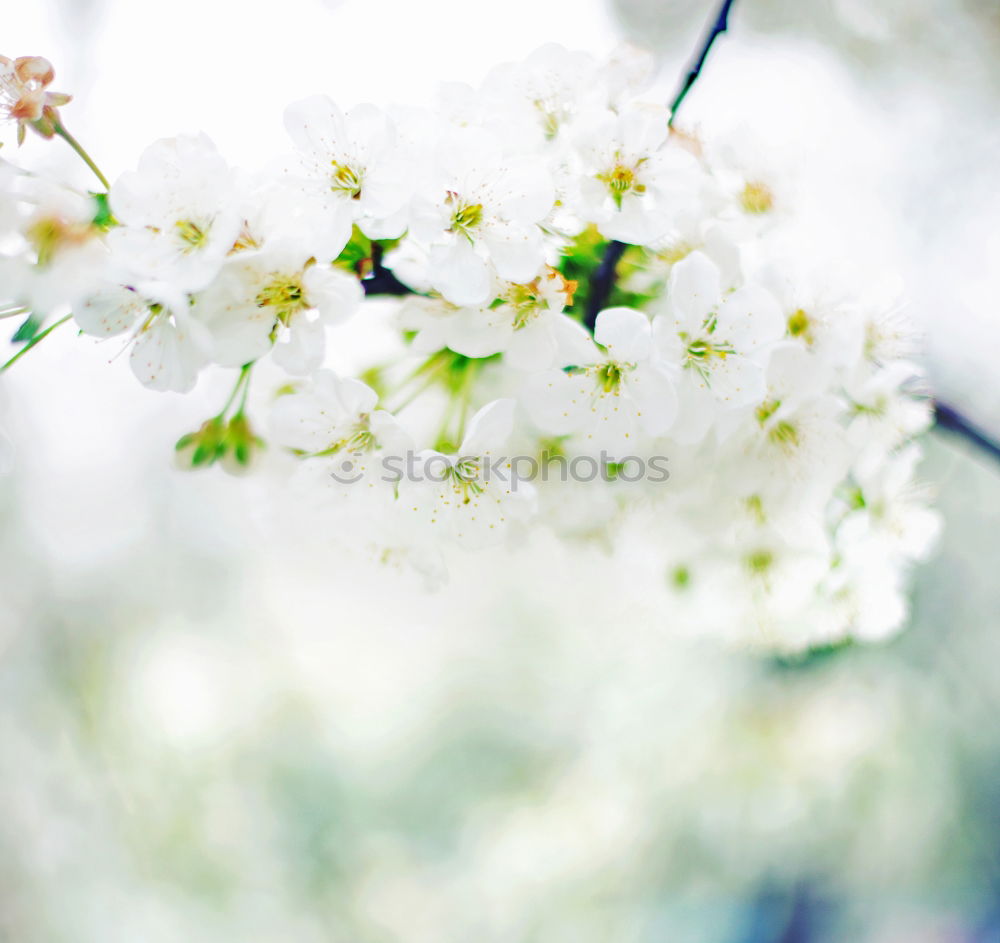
[221,413,265,475]
[174,414,264,472]
[0,54,72,142]
[174,417,227,469]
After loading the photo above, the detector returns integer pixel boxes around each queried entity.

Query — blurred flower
[0,55,71,142]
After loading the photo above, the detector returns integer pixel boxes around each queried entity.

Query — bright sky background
[11,0,619,172]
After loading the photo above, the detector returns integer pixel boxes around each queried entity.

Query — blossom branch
[0,40,941,639]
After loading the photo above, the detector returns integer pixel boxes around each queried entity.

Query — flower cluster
[0,44,938,649]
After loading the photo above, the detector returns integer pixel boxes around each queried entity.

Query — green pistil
[331,161,363,199]
[745,549,774,575]
[686,338,712,360]
[787,308,811,338]
[756,400,780,425]
[740,181,774,215]
[314,421,376,458]
[597,162,645,210]
[769,420,799,448]
[451,203,483,238]
[448,459,486,504]
[175,219,209,251]
[863,323,881,361]
[447,193,484,241]
[682,333,736,377]
[256,274,307,326]
[595,361,628,394]
[745,494,766,523]
[851,398,888,418]
[137,302,164,334]
[534,99,561,140]
[508,284,543,329]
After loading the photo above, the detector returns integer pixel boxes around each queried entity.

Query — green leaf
[11,315,42,345]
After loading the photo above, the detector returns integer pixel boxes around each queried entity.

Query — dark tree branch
[669,0,738,126]
[362,269,416,296]
[585,0,738,332]
[363,241,419,296]
[933,401,1000,464]
[584,240,627,332]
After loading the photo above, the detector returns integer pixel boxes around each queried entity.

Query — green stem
[452,359,479,446]
[234,363,254,417]
[217,364,253,419]
[434,394,459,453]
[0,307,29,321]
[386,368,444,414]
[434,359,479,452]
[384,351,453,412]
[52,119,110,191]
[1,314,72,371]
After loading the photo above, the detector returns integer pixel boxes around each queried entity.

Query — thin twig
[668,0,738,126]
[52,119,110,191]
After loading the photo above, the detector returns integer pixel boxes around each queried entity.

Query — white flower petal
[75,286,145,337]
[668,250,720,328]
[715,285,785,354]
[284,94,349,159]
[460,398,516,455]
[303,263,363,325]
[429,241,493,306]
[129,317,204,393]
[272,316,325,375]
[594,306,652,362]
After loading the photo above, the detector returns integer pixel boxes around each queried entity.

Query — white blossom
[194,244,361,373]
[408,128,554,305]
[399,268,590,370]
[653,250,784,442]
[283,96,411,256]
[526,306,678,457]
[107,134,243,294]
[572,105,703,245]
[75,284,208,392]
[400,398,535,548]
